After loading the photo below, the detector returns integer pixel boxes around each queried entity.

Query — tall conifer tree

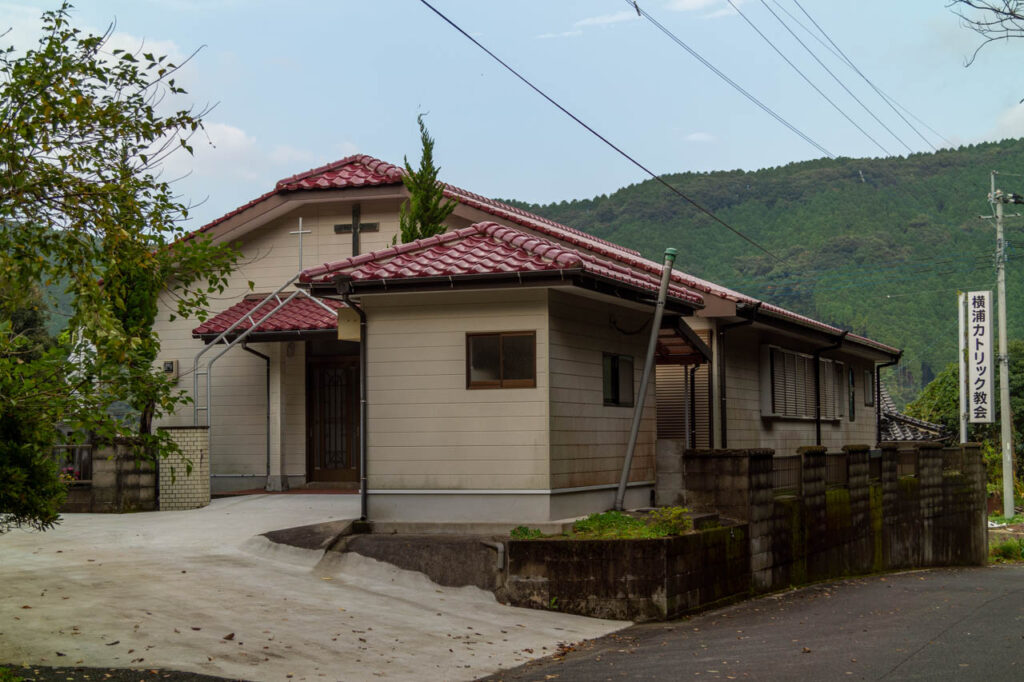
[399,114,456,243]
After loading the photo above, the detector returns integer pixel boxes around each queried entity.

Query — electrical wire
[758,0,916,155]
[731,255,995,294]
[769,0,953,148]
[727,0,893,156]
[624,0,835,160]
[791,0,938,152]
[417,0,782,261]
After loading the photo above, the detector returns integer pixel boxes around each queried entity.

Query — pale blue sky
[3,1,1021,228]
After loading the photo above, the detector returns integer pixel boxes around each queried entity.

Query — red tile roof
[189,153,898,356]
[300,222,704,306]
[275,156,404,191]
[192,294,344,338]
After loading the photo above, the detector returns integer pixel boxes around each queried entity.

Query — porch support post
[266,343,291,491]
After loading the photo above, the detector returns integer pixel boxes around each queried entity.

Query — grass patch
[571,507,694,539]
[510,525,544,540]
[509,507,695,540]
[989,513,1024,526]
[990,538,1024,563]
[0,667,23,682]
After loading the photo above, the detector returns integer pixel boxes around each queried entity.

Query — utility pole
[991,172,1017,518]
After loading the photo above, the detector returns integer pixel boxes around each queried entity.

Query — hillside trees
[0,3,240,531]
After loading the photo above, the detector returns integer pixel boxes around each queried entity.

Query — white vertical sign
[958,292,967,442]
[968,290,994,423]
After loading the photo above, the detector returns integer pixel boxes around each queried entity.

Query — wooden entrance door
[307,358,359,482]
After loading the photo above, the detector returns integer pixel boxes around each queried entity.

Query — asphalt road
[481,565,1024,682]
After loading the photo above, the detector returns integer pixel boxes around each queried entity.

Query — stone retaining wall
[505,441,986,622]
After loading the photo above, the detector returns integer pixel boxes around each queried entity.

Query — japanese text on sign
[967,290,993,423]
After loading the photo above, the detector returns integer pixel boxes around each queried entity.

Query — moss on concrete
[870,484,884,572]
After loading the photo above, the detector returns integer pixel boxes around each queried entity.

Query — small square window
[467,332,536,389]
[603,353,634,407]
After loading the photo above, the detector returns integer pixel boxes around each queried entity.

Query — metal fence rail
[773,455,802,495]
[51,444,93,484]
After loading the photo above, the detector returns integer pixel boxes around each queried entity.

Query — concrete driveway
[0,495,626,681]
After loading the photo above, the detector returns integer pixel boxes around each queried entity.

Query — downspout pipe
[241,344,271,487]
[875,353,902,445]
[717,302,761,448]
[341,289,368,522]
[813,331,848,446]
[615,248,677,511]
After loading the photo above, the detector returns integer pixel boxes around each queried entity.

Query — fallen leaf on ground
[223,633,235,641]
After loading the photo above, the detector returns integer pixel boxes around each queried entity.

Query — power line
[622,0,835,159]
[727,0,893,156]
[791,0,938,152]
[725,247,995,284]
[417,0,782,261]
[768,0,953,148]
[733,254,992,289]
[726,252,995,293]
[758,0,917,155]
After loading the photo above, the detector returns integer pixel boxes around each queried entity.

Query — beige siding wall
[362,288,550,491]
[548,290,656,489]
[152,199,402,483]
[722,326,879,454]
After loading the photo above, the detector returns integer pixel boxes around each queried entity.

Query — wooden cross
[334,203,379,257]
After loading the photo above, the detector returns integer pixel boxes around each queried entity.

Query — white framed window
[759,345,844,420]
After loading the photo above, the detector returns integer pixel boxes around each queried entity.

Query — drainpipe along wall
[342,291,368,521]
[813,331,848,446]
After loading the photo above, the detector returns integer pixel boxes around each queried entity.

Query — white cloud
[574,11,638,28]
[684,131,716,143]
[989,104,1024,141]
[162,122,323,189]
[536,30,583,40]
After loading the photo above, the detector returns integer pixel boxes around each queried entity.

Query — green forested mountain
[509,138,1024,406]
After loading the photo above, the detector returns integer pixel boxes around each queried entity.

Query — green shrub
[510,525,543,540]
[990,538,1024,563]
[646,506,694,535]
[0,666,23,682]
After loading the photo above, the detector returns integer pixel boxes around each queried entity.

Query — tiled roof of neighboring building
[189,153,899,356]
[192,294,344,338]
[878,384,949,442]
[299,221,705,306]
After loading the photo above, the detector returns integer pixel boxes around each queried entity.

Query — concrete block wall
[680,441,987,596]
[89,441,157,513]
[157,426,211,510]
